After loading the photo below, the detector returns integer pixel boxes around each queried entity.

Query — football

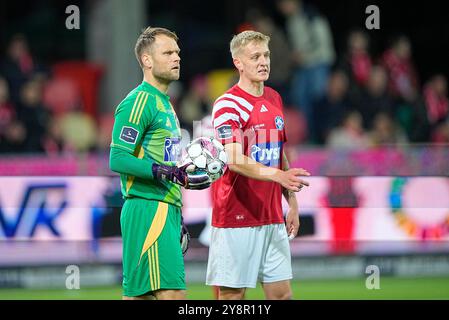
[184,136,227,182]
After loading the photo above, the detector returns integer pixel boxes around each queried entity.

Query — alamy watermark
[365,5,380,30]
[65,264,80,289]
[65,5,80,30]
[365,265,381,290]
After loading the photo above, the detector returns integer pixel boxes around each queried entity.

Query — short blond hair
[230,30,270,58]
[135,26,178,68]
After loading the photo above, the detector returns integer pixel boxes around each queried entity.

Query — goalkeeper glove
[152,162,211,190]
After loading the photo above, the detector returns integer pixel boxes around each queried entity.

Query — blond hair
[134,26,178,68]
[230,30,270,58]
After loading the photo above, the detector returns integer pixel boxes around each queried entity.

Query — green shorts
[120,198,185,297]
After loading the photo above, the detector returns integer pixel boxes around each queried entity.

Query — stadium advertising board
[1,176,448,244]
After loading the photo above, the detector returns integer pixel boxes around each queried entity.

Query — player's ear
[142,53,152,69]
[233,58,242,72]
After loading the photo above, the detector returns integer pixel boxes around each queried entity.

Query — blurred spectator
[250,12,292,100]
[368,112,409,147]
[42,116,67,156]
[381,35,419,102]
[0,76,28,154]
[339,29,372,88]
[283,106,308,146]
[347,30,372,86]
[431,118,449,144]
[326,110,369,149]
[167,80,184,108]
[395,94,431,143]
[423,74,448,126]
[0,77,16,136]
[354,65,394,130]
[55,106,98,153]
[278,0,335,141]
[96,112,115,152]
[42,76,82,116]
[178,75,211,134]
[0,120,27,153]
[16,79,52,153]
[313,70,353,144]
[0,34,47,104]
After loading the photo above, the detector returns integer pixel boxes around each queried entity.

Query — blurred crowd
[180,0,449,149]
[1,0,448,156]
[0,34,105,155]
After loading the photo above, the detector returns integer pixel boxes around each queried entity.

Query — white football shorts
[206,223,292,288]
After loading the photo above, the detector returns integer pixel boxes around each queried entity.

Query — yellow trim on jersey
[125,144,145,194]
[155,95,166,112]
[131,92,148,124]
[129,91,144,123]
[138,202,168,266]
[168,102,181,135]
[135,93,149,125]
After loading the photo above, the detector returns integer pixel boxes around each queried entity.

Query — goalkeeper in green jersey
[109,27,211,300]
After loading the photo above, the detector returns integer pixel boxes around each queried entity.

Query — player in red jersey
[206,30,310,300]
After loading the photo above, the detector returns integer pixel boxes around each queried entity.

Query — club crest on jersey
[275,116,284,130]
[250,142,282,167]
[119,126,139,144]
[164,137,181,162]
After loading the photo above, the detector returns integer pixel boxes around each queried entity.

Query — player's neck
[143,74,169,94]
[237,78,264,97]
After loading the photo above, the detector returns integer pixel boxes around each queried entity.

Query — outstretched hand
[275,168,310,192]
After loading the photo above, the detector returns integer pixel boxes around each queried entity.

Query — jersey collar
[141,81,171,100]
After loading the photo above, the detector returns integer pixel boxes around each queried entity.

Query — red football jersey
[211,84,287,228]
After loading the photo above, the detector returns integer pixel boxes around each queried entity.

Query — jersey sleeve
[109,147,154,179]
[110,91,155,153]
[211,95,251,145]
[109,91,157,179]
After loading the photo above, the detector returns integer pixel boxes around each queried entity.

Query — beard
[153,68,180,83]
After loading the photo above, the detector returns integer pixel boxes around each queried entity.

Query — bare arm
[224,143,310,192]
[282,152,300,208]
[281,151,305,238]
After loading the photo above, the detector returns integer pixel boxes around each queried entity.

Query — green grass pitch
[1,276,449,300]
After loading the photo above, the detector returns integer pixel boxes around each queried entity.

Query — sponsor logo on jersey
[164,137,181,162]
[216,124,232,139]
[250,124,265,131]
[260,104,268,112]
[119,126,139,144]
[275,116,284,130]
[250,142,282,167]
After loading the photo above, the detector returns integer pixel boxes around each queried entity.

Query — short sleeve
[212,95,251,145]
[110,91,155,153]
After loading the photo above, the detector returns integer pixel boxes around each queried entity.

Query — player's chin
[256,72,269,81]
[170,70,180,80]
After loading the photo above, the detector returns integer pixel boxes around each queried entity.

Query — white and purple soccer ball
[183,136,227,182]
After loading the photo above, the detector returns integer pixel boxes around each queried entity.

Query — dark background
[1,0,448,85]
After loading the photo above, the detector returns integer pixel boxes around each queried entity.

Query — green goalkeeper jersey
[110,81,182,207]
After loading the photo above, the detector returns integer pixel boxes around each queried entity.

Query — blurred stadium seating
[52,61,104,119]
